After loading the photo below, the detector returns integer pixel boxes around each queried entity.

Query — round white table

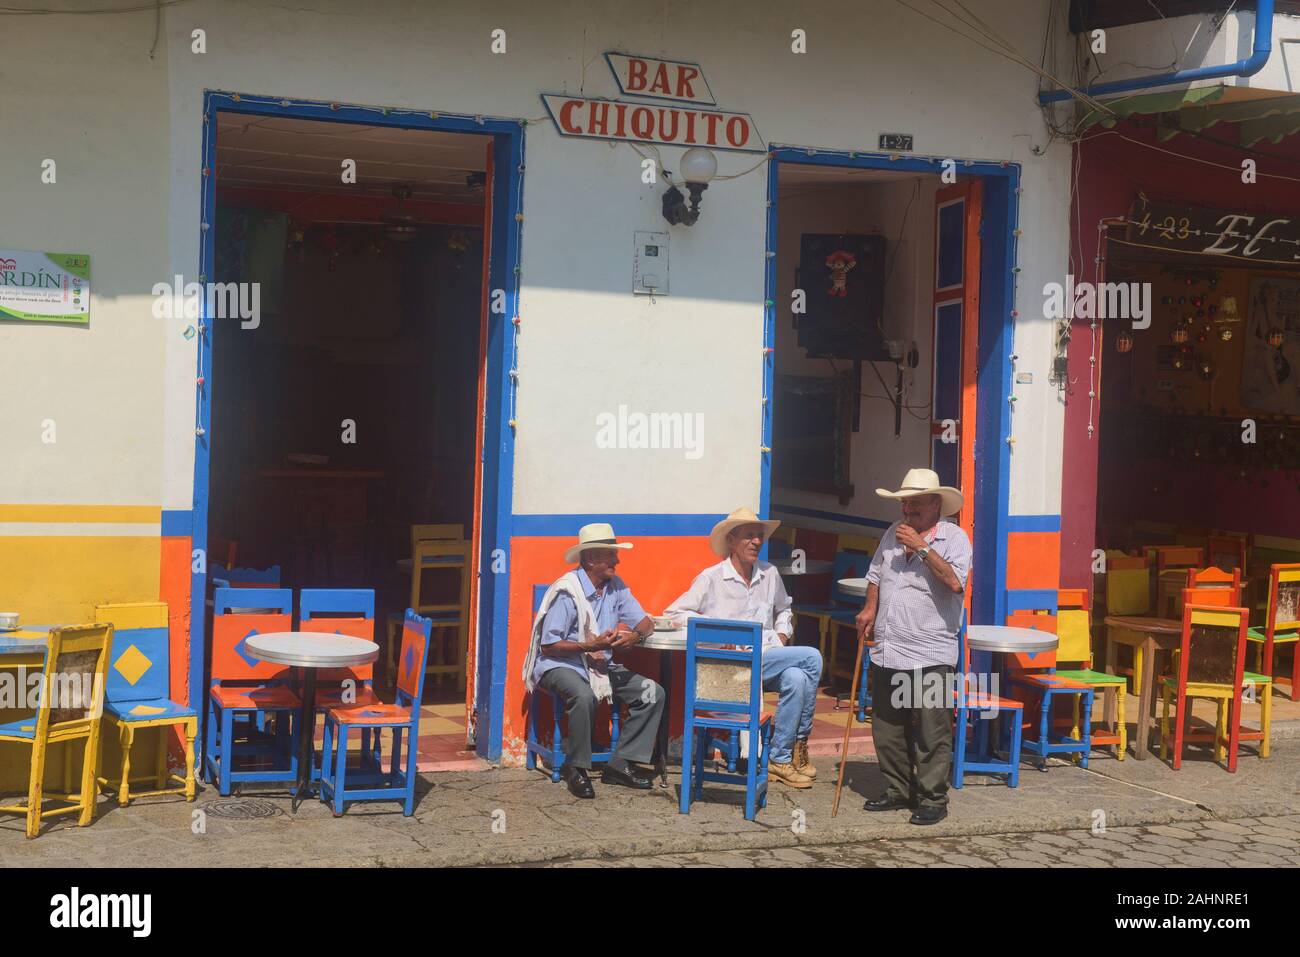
[965,625,1057,654]
[838,577,869,597]
[245,632,379,811]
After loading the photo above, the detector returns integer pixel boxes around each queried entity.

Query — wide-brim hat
[564,522,634,564]
[709,507,781,557]
[875,468,963,516]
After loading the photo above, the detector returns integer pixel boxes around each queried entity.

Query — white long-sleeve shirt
[665,558,794,651]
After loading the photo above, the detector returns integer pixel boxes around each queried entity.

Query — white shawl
[522,571,613,702]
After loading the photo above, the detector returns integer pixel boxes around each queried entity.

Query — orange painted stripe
[1006,531,1062,590]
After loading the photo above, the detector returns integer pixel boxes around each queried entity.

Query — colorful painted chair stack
[95,602,198,805]
[1000,598,1094,771]
[320,609,432,816]
[1052,589,1126,760]
[0,623,113,838]
[1246,563,1300,701]
[678,617,772,821]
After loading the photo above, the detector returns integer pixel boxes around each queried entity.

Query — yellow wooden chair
[0,623,113,838]
[388,539,471,690]
[837,532,878,554]
[94,602,198,806]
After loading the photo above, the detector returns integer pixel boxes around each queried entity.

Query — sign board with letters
[1127,198,1300,266]
[541,52,764,153]
[0,249,90,324]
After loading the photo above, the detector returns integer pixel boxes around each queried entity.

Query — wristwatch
[916,545,931,561]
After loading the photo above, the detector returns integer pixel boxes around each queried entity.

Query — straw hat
[564,522,634,564]
[875,468,963,516]
[709,507,781,557]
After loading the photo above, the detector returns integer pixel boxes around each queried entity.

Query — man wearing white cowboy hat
[855,468,971,825]
[523,523,664,799]
[665,507,823,788]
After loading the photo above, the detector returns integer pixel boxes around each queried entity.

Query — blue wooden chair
[209,563,282,591]
[300,588,380,779]
[203,587,300,795]
[319,610,432,816]
[679,618,772,821]
[952,615,1025,788]
[524,584,622,781]
[95,602,198,806]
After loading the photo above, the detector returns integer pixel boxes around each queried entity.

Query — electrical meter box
[633,231,669,295]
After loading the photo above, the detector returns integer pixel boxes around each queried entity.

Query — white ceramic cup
[0,612,19,631]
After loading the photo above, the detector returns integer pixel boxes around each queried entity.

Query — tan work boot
[768,760,813,789]
[793,739,818,780]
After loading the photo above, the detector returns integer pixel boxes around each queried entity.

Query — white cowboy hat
[563,522,634,564]
[875,468,964,516]
[709,507,781,558]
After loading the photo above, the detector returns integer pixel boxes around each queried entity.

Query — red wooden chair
[1158,602,1264,772]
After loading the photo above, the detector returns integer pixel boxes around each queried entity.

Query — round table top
[772,558,834,576]
[838,577,869,597]
[965,625,1058,653]
[1103,615,1182,635]
[639,627,686,651]
[245,632,379,668]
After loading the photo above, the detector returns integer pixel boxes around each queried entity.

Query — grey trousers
[537,664,665,770]
[870,663,954,808]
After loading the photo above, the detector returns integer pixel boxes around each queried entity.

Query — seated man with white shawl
[523,523,663,799]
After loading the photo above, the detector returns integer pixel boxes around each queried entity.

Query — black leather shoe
[601,764,653,790]
[562,766,594,799]
[910,805,948,825]
[864,793,913,812]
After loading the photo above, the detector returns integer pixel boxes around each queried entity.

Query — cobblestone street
[547,815,1300,867]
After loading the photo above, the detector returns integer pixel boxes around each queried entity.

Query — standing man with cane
[854,469,970,825]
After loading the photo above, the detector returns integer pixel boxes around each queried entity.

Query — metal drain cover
[204,799,283,820]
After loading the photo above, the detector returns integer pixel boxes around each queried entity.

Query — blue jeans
[761,645,823,764]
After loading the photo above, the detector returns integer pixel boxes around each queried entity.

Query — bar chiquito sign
[541,53,764,153]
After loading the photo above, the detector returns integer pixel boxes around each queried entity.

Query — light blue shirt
[532,567,648,683]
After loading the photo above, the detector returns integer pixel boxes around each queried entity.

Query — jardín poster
[0,249,90,324]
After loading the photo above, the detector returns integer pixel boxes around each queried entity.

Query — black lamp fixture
[662,148,718,226]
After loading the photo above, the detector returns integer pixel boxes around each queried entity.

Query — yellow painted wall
[0,536,160,625]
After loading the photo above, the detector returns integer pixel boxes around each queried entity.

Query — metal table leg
[292,668,317,812]
[655,648,673,788]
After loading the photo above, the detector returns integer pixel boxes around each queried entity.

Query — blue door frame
[191,91,523,763]
[764,148,1019,627]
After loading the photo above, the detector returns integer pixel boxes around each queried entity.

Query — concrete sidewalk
[2,735,1296,867]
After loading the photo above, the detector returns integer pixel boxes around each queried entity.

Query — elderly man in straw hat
[856,468,971,825]
[523,523,664,799]
[666,507,823,788]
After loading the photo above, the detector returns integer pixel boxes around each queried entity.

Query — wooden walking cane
[831,627,869,817]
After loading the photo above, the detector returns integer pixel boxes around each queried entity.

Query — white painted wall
[3,0,1076,526]
[0,11,169,507]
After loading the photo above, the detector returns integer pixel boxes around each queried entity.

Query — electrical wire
[0,0,189,11]
[1082,128,1300,185]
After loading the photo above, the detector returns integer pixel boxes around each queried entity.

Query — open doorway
[204,110,490,763]
[766,155,990,719]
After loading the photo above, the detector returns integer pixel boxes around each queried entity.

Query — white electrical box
[633,231,669,295]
